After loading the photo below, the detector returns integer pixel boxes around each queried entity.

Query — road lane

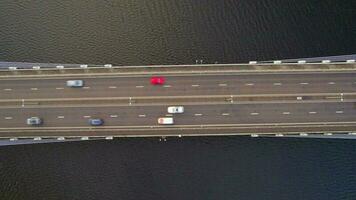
[0,72,356,99]
[0,102,354,129]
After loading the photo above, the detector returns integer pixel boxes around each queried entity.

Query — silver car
[66,80,84,87]
[167,106,184,114]
[26,117,42,125]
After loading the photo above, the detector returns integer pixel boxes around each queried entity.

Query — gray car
[66,80,84,87]
[26,117,42,125]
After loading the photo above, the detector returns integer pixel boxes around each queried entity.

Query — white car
[66,80,84,87]
[26,117,42,125]
[167,106,184,114]
[158,117,174,125]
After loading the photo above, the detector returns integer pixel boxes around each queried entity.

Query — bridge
[1,59,356,142]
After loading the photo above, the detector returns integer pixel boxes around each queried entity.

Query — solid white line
[5,117,13,120]
[135,85,144,88]
[250,112,259,115]
[273,83,282,86]
[57,116,64,119]
[309,111,317,114]
[163,85,171,88]
[191,84,200,87]
[300,82,309,85]
[335,111,344,114]
[282,112,290,115]
[56,87,64,90]
[194,113,203,116]
[83,86,90,89]
[3,88,12,91]
[328,82,335,85]
[30,88,38,90]
[83,115,91,118]
[109,86,117,89]
[245,83,254,86]
[139,114,146,117]
[110,115,118,118]
[219,83,227,86]
[222,113,230,116]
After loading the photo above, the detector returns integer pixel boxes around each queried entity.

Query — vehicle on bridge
[66,80,84,87]
[26,117,42,125]
[89,118,104,126]
[158,117,174,125]
[167,106,184,113]
[150,76,165,85]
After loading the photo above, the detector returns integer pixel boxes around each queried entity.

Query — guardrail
[1,59,355,72]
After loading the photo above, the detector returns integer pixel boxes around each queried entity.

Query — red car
[150,76,165,85]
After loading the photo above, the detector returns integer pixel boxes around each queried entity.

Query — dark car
[89,118,104,126]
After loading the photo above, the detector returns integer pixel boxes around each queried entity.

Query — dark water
[1,0,356,199]
[0,137,356,200]
[0,0,355,65]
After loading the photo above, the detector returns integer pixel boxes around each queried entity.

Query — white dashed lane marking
[222,113,230,116]
[245,83,254,86]
[300,82,309,85]
[163,85,172,88]
[328,82,335,85]
[83,116,91,118]
[250,112,259,115]
[30,88,38,91]
[110,115,118,118]
[83,87,90,89]
[139,114,146,117]
[165,114,173,117]
[218,83,227,86]
[5,117,13,120]
[135,86,144,88]
[194,113,203,116]
[57,116,64,119]
[335,111,344,114]
[309,111,317,114]
[109,86,117,89]
[273,83,282,86]
[191,84,200,87]
[282,112,290,115]
[4,88,12,91]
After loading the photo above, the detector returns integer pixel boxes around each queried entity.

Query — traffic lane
[0,102,354,128]
[0,73,356,99]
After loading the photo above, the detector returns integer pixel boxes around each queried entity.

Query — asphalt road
[0,102,353,128]
[0,72,355,99]
[1,71,356,137]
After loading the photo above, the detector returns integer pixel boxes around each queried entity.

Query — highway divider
[0,93,354,108]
